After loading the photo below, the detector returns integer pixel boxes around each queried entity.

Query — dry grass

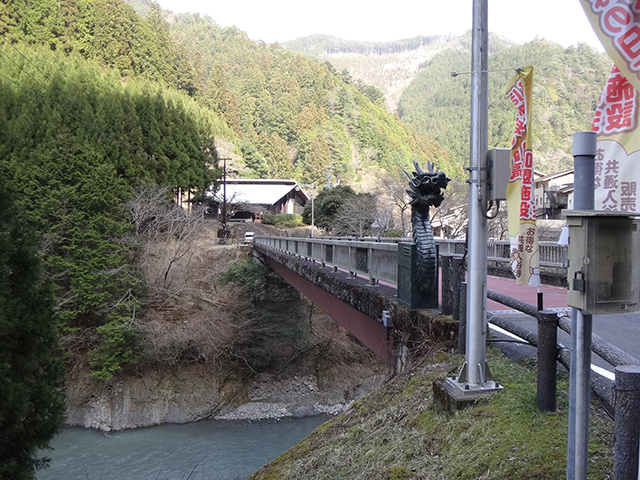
[249,346,614,480]
[136,218,258,373]
[134,217,388,385]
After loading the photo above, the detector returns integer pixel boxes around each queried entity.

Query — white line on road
[488,323,615,381]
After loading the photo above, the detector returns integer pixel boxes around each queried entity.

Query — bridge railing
[254,236,567,278]
[254,236,399,285]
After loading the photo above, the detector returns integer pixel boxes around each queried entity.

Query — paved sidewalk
[485,275,568,313]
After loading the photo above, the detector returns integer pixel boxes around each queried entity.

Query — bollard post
[457,281,467,355]
[614,365,640,479]
[393,337,409,375]
[537,310,558,412]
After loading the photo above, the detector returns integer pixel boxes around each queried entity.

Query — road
[485,275,640,378]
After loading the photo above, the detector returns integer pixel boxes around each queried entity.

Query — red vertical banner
[505,66,540,286]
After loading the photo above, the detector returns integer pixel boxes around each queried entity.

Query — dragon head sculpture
[405,160,451,212]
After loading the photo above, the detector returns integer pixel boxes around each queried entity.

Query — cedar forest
[0,0,612,476]
[0,0,461,383]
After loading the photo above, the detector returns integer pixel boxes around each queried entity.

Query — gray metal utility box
[565,210,640,314]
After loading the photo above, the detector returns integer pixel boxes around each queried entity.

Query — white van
[243,232,255,244]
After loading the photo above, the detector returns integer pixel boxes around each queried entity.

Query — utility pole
[216,157,232,242]
[215,141,232,242]
[325,166,335,188]
[222,156,227,228]
[448,0,501,393]
[464,0,490,389]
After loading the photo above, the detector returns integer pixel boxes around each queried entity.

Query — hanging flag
[591,64,640,212]
[505,65,540,286]
[579,1,640,213]
[580,0,640,93]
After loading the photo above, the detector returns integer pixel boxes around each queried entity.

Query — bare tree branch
[331,194,377,237]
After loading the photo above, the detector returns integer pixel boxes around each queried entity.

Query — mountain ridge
[284,32,511,112]
[286,32,610,172]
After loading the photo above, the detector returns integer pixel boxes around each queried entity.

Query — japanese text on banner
[581,0,640,93]
[505,66,540,286]
[591,65,640,213]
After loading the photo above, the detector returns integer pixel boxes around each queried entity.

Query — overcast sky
[155,1,603,51]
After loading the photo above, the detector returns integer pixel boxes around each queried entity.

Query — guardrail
[254,236,568,279]
[254,236,399,285]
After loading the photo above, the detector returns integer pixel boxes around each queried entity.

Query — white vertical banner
[505,65,540,286]
[592,65,640,212]
[580,0,640,212]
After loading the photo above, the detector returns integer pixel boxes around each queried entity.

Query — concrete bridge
[252,235,566,371]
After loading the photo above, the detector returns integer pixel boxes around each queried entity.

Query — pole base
[447,361,504,393]
[433,376,501,412]
[445,374,503,394]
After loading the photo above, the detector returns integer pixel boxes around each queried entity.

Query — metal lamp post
[301,184,316,237]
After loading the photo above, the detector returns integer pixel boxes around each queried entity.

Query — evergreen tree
[296,131,332,185]
[145,2,198,95]
[59,0,79,52]
[239,140,269,177]
[0,178,65,480]
[0,0,17,42]
[302,184,356,230]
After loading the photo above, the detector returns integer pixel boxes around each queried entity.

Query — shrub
[383,228,404,238]
[219,258,312,371]
[262,213,304,228]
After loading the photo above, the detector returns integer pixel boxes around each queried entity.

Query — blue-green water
[37,415,331,480]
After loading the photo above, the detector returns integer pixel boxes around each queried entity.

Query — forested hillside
[399,38,611,172]
[0,0,455,384]
[284,34,446,57]
[289,33,611,174]
[160,10,460,184]
[284,34,462,112]
[0,41,230,379]
[0,0,230,383]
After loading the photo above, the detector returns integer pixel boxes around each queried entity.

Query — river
[37,415,331,480]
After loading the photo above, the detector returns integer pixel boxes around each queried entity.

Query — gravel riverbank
[215,373,380,421]
[214,401,350,421]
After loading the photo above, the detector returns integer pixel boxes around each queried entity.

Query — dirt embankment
[65,220,389,431]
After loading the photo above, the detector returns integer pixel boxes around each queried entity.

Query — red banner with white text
[580,1,640,212]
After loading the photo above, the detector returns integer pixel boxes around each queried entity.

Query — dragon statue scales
[405,160,451,295]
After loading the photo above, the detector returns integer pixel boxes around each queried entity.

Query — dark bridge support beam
[253,244,458,374]
[264,256,394,366]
